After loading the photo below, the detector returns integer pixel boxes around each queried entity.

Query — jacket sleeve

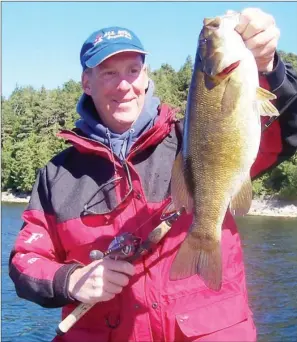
[251,53,297,179]
[9,167,82,308]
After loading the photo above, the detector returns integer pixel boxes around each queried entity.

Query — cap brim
[86,44,148,69]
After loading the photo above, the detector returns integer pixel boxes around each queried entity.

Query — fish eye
[199,38,208,44]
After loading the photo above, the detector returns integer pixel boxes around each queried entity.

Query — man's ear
[82,70,92,95]
[143,64,149,89]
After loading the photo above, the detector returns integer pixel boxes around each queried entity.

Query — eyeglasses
[82,161,134,216]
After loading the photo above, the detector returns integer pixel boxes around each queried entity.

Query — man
[9,8,297,342]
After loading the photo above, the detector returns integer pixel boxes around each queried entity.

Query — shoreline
[248,199,297,218]
[2,192,31,204]
[1,192,297,218]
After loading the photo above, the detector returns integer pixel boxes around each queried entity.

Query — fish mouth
[216,61,240,78]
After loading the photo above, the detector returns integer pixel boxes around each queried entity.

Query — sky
[2,1,297,99]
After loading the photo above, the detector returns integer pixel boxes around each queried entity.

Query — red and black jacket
[251,54,297,178]
[8,55,297,342]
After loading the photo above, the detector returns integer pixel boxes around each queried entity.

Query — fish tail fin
[169,236,201,280]
[170,230,222,291]
[198,244,222,291]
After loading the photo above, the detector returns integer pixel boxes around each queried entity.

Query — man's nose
[117,77,131,91]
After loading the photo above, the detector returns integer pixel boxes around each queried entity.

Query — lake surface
[2,203,297,341]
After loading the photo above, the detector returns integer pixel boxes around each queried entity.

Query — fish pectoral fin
[256,87,276,101]
[256,87,280,117]
[230,176,253,216]
[258,100,280,117]
[170,151,193,214]
[169,234,222,292]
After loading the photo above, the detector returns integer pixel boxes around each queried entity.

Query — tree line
[1,51,297,200]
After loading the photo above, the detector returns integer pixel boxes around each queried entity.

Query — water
[1,203,61,342]
[236,216,297,341]
[1,203,297,341]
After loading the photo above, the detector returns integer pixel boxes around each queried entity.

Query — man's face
[82,52,149,134]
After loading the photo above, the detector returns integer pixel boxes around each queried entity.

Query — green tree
[278,50,297,70]
[2,51,297,195]
[9,133,41,192]
[151,63,180,109]
[176,55,193,118]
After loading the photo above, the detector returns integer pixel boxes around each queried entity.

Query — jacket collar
[57,104,178,165]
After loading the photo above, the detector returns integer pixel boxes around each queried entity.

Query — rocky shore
[2,192,31,204]
[248,198,297,218]
[2,192,297,218]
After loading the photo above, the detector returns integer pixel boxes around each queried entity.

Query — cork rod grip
[55,220,172,336]
[56,303,93,335]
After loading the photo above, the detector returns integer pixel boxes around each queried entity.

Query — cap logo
[94,34,103,45]
[94,29,132,46]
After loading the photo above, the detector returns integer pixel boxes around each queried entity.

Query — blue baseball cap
[80,26,148,70]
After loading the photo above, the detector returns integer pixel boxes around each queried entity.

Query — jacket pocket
[175,294,254,340]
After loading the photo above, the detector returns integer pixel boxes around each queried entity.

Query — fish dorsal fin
[229,176,253,216]
[256,87,280,117]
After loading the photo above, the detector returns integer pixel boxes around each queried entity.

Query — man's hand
[68,258,135,305]
[231,8,280,72]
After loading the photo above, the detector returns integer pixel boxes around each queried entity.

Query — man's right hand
[68,258,135,304]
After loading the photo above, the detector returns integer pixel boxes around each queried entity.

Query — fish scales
[168,12,279,290]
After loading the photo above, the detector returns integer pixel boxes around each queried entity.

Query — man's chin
[113,111,139,125]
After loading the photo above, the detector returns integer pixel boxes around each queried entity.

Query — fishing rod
[55,206,185,336]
